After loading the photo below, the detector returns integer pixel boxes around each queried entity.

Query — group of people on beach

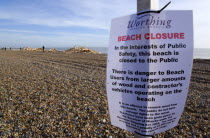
[1,47,12,51]
[1,46,45,52]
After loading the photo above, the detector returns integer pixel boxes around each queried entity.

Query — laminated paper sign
[106,11,193,135]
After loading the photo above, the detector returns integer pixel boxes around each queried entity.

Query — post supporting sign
[106,1,193,137]
[137,0,159,11]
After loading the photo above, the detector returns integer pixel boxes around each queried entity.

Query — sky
[0,0,209,48]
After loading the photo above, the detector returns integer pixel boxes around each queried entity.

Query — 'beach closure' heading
[118,33,185,42]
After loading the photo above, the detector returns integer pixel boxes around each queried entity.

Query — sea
[193,48,210,59]
[52,47,210,59]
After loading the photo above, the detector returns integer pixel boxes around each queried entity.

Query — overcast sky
[0,0,209,48]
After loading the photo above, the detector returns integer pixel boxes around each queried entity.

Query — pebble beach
[0,51,209,137]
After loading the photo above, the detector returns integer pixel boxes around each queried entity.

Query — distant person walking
[42,45,45,52]
[10,47,11,51]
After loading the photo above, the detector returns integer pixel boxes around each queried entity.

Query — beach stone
[102,119,106,123]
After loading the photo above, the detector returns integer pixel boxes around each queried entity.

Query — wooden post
[134,0,159,138]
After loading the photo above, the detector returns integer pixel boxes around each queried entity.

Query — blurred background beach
[3,47,210,59]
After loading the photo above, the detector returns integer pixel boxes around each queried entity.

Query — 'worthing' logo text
[127,14,172,29]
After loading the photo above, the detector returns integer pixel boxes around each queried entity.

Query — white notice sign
[106,11,193,135]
